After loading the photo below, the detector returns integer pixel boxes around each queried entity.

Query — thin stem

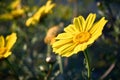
[44,64,53,80]
[5,58,19,79]
[83,50,91,79]
[47,44,51,56]
[58,56,63,74]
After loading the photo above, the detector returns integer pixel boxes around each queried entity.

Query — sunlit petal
[85,13,96,31]
[56,43,73,54]
[0,33,17,59]
[6,33,17,50]
[73,43,87,53]
[64,24,77,33]
[4,52,12,58]
[73,16,85,32]
[0,36,5,48]
[89,17,107,34]
[52,39,72,48]
[55,33,73,39]
[61,51,74,57]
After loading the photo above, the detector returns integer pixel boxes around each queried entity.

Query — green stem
[47,44,51,56]
[44,64,53,80]
[58,56,63,74]
[5,58,19,79]
[83,50,91,79]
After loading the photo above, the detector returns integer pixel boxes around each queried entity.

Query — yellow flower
[52,13,108,57]
[0,13,14,20]
[0,9,25,20]
[0,33,17,59]
[8,0,21,9]
[11,9,25,17]
[25,0,56,27]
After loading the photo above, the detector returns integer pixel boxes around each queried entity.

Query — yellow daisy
[25,0,56,27]
[0,33,17,59]
[52,13,108,57]
[8,0,21,9]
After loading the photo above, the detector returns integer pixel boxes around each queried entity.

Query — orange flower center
[73,32,91,44]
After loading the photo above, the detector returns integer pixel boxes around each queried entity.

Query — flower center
[73,32,91,44]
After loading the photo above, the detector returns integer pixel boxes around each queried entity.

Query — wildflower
[25,0,56,27]
[0,0,25,21]
[44,26,60,45]
[0,9,25,20]
[0,13,13,20]
[11,9,25,17]
[0,33,17,59]
[52,13,108,57]
[8,0,21,9]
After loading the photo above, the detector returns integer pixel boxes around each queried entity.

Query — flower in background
[8,0,21,9]
[0,0,25,21]
[25,0,56,27]
[0,33,17,59]
[11,9,25,17]
[0,9,25,21]
[44,26,60,45]
[52,13,108,57]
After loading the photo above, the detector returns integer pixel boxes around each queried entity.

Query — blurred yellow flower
[25,0,56,27]
[52,13,108,57]
[0,0,25,21]
[0,9,25,20]
[8,0,21,9]
[11,9,25,17]
[0,13,14,20]
[0,33,17,59]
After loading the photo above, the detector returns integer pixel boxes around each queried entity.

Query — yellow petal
[73,43,87,53]
[78,16,86,31]
[45,0,56,13]
[61,51,73,57]
[26,18,33,26]
[33,6,45,20]
[46,0,52,6]
[9,0,21,9]
[4,51,12,58]
[87,17,107,45]
[52,39,72,48]
[73,16,85,32]
[6,33,17,50]
[58,43,77,57]
[0,36,5,47]
[85,13,96,31]
[55,33,73,39]
[55,43,73,54]
[89,17,108,34]
[64,24,76,33]
[11,9,24,17]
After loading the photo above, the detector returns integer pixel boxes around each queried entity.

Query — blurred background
[0,0,120,80]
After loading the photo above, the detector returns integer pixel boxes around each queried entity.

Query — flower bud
[46,55,56,64]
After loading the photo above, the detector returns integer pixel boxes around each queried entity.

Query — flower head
[0,33,17,59]
[8,0,21,9]
[52,13,108,57]
[0,0,25,21]
[25,0,56,27]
